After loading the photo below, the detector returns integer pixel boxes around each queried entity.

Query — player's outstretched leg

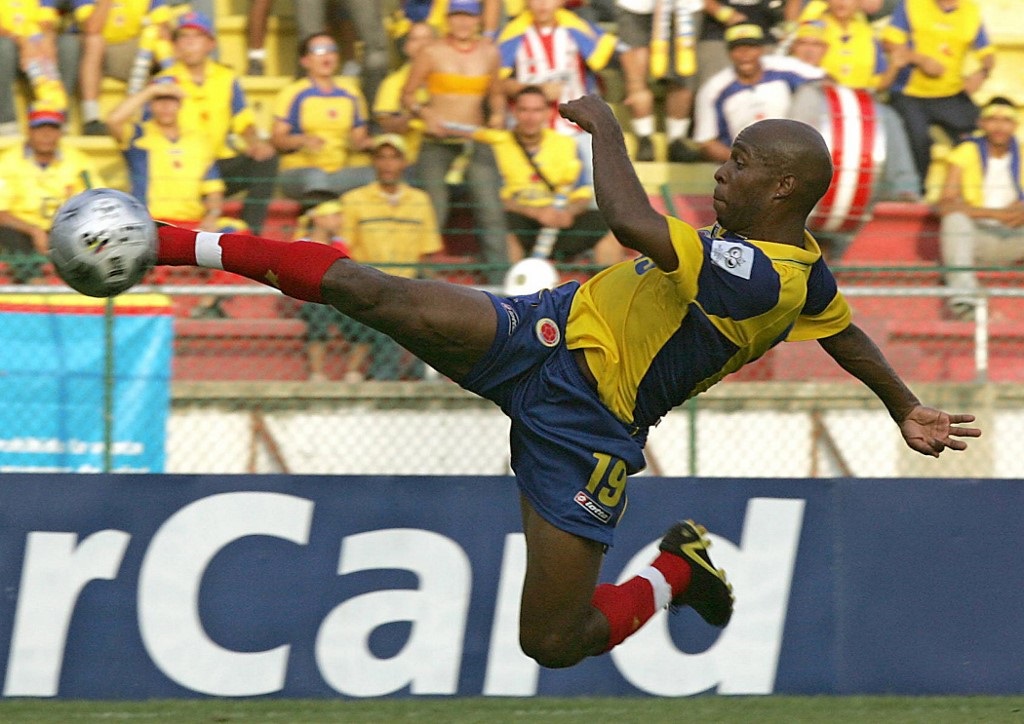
[155,225,497,382]
[590,519,733,653]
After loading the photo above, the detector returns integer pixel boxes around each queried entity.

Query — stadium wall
[166,381,1015,478]
[1,474,1021,699]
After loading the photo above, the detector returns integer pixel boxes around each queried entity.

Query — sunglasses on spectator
[307,43,338,56]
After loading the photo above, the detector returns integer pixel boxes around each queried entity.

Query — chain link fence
[2,270,1022,477]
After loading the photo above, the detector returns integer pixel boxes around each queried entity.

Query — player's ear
[773,174,797,200]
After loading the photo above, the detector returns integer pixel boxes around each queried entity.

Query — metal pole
[103,297,114,472]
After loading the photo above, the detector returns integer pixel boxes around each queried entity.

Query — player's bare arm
[559,95,677,271]
[818,323,981,457]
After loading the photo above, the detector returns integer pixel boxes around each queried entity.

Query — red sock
[156,225,348,303]
[652,551,692,595]
[590,554,693,653]
[592,579,657,652]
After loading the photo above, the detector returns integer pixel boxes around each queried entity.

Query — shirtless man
[402,0,509,281]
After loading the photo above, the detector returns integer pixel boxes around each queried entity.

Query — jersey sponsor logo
[634,257,657,275]
[500,303,519,335]
[710,239,754,280]
[574,491,612,523]
[535,318,560,347]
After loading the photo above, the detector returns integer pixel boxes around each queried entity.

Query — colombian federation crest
[535,318,560,347]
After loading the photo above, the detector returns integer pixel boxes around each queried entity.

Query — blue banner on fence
[0,295,172,472]
[0,474,1021,699]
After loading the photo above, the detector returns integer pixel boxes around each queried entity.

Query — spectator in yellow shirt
[157,11,279,233]
[270,32,374,209]
[0,104,102,282]
[882,0,996,185]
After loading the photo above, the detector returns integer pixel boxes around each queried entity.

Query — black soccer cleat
[659,519,734,627]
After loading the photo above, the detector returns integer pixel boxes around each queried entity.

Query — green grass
[0,696,1021,723]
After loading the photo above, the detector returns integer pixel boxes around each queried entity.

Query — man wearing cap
[696,0,802,91]
[156,10,278,234]
[339,135,444,281]
[74,0,174,135]
[270,32,375,209]
[937,97,1024,320]
[0,104,102,282]
[692,23,825,163]
[308,134,443,381]
[106,77,228,232]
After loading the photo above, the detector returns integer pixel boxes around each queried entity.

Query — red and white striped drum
[789,83,887,234]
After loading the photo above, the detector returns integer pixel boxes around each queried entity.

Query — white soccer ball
[49,188,157,297]
[503,258,560,296]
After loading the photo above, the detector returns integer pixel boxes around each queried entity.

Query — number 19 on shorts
[586,452,628,509]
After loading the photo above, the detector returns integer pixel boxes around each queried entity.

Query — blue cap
[176,10,215,38]
[447,0,481,15]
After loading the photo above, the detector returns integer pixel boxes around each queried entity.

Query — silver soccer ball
[49,188,157,297]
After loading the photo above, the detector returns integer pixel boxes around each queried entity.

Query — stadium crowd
[0,0,1018,376]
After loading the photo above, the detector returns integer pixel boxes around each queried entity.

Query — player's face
[712,136,776,233]
[514,93,550,135]
[373,145,407,184]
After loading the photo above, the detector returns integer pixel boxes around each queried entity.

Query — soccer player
[153,94,981,668]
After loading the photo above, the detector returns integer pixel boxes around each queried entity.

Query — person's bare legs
[517,495,610,667]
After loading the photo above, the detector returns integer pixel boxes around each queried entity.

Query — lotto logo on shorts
[500,303,519,335]
[535,318,560,347]
[574,491,612,523]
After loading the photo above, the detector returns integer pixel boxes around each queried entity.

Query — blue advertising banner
[0,295,171,472]
[0,474,1021,699]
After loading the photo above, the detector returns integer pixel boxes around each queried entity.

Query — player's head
[713,118,833,232]
[978,96,1018,148]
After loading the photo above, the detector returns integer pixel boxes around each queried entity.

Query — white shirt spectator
[693,55,825,147]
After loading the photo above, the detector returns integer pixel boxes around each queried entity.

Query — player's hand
[559,94,616,135]
[899,406,981,457]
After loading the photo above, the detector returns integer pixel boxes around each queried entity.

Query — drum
[789,83,887,235]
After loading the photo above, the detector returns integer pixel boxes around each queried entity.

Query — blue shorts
[461,284,647,547]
